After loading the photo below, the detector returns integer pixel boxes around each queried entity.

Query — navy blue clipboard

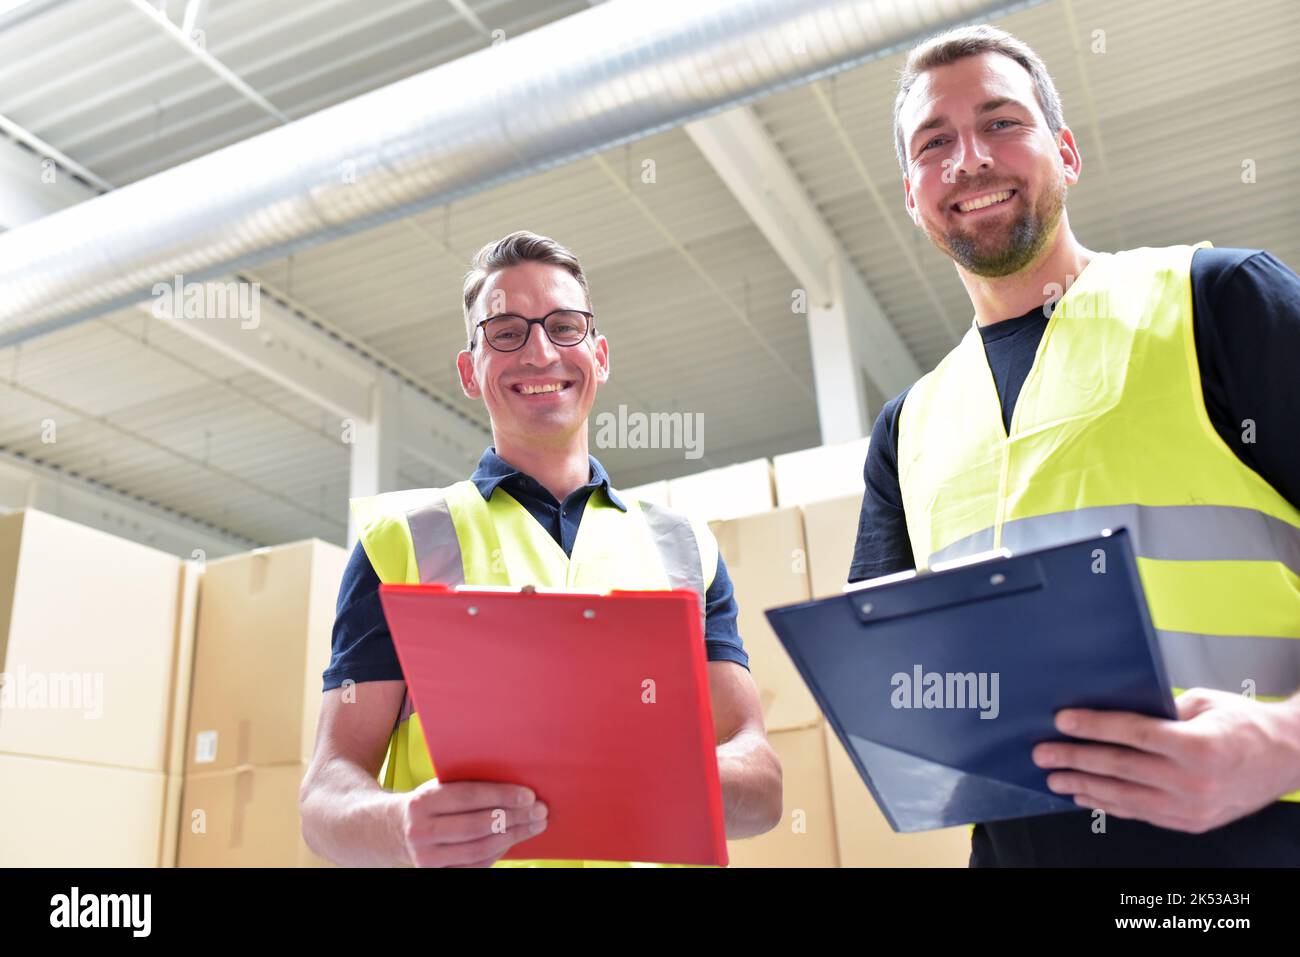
[764,528,1177,833]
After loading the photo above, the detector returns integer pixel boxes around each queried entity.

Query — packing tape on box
[248,549,271,593]
[231,765,255,850]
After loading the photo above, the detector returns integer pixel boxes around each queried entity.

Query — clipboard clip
[443,583,604,596]
[930,547,1013,572]
[843,549,1043,624]
[842,547,1013,596]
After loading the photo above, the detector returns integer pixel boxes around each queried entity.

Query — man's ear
[1057,125,1082,187]
[593,334,610,385]
[903,175,921,227]
[456,349,481,399]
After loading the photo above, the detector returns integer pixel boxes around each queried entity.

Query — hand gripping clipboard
[764,528,1177,833]
[378,584,728,866]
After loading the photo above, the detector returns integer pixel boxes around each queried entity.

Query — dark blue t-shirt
[849,247,1300,866]
[323,449,748,693]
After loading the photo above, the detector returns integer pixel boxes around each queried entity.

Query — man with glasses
[300,230,782,868]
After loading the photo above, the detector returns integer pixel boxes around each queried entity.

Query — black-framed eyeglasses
[470,309,595,352]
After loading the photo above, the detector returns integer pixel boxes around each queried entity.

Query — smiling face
[456,260,608,446]
[900,51,1079,278]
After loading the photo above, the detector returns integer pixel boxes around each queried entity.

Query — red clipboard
[378,584,728,866]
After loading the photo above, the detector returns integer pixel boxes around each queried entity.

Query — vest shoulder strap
[629,497,719,596]
[350,483,472,585]
[1116,240,1210,270]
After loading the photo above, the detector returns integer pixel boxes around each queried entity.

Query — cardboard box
[823,723,972,867]
[178,762,332,867]
[800,494,866,599]
[186,540,347,773]
[0,510,185,771]
[773,438,870,508]
[618,480,670,507]
[726,725,838,867]
[0,752,179,866]
[710,507,821,731]
[668,459,774,522]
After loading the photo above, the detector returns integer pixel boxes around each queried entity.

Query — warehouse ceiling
[0,0,1296,550]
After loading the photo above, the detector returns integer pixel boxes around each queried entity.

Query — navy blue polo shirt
[323,449,748,692]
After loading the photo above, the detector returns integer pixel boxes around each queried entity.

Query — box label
[194,730,218,764]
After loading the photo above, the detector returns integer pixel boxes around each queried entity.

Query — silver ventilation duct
[0,0,1030,346]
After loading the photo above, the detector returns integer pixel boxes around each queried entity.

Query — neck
[492,425,593,504]
[958,217,1096,326]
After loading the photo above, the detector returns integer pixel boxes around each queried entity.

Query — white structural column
[399,383,489,490]
[808,255,871,444]
[347,376,403,543]
[685,106,920,443]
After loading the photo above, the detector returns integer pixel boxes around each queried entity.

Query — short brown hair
[893,25,1064,174]
[461,230,592,346]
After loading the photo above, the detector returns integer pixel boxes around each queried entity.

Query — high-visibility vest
[351,478,720,866]
[897,242,1300,803]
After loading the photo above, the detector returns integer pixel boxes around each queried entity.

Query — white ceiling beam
[0,127,98,228]
[0,112,112,192]
[685,105,921,404]
[123,0,290,121]
[686,108,838,307]
[22,0,442,134]
[139,290,375,423]
[445,0,491,38]
[808,82,964,343]
[180,0,207,40]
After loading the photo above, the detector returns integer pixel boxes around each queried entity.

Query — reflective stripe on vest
[407,495,706,611]
[929,503,1300,574]
[638,501,707,607]
[896,243,1300,802]
[926,503,1300,698]
[406,494,465,587]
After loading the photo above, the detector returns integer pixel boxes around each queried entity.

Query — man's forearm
[299,759,410,867]
[715,730,782,840]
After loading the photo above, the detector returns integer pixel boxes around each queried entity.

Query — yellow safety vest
[351,478,720,866]
[897,242,1300,803]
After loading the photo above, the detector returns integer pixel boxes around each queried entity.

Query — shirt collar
[469,447,627,511]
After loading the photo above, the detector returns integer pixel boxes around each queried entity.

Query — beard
[936,172,1065,278]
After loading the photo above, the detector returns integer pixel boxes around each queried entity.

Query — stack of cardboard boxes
[5,434,966,868]
[0,510,191,866]
[0,509,347,868]
[710,503,840,867]
[627,437,972,867]
[178,540,346,867]
[799,493,973,868]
